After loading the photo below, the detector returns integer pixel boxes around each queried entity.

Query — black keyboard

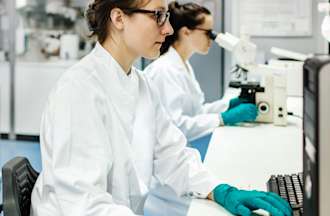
[267,173,303,216]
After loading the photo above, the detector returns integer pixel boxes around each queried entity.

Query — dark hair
[85,0,149,44]
[160,1,211,55]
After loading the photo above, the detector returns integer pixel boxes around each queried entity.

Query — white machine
[319,2,330,42]
[269,47,310,97]
[209,31,288,126]
[213,32,257,79]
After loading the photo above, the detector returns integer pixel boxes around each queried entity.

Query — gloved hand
[221,103,258,125]
[228,97,250,110]
[228,97,243,110]
[213,184,292,216]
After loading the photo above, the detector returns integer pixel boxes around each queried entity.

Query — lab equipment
[229,81,264,105]
[41,35,61,57]
[213,184,292,216]
[46,1,78,22]
[250,64,288,126]
[270,47,308,62]
[266,55,330,216]
[319,3,330,42]
[302,55,330,216]
[228,66,287,126]
[60,34,79,60]
[269,48,310,98]
[209,31,288,126]
[221,103,257,125]
[209,31,256,81]
[267,173,303,215]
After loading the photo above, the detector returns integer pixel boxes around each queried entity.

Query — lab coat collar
[93,42,137,87]
[92,42,139,95]
[165,46,204,102]
[165,46,192,75]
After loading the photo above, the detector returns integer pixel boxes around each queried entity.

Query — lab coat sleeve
[150,82,220,199]
[202,87,243,114]
[42,80,137,216]
[186,62,229,114]
[171,98,221,141]
[148,70,220,141]
[202,99,229,114]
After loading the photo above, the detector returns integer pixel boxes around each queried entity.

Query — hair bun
[85,3,98,32]
[169,1,181,11]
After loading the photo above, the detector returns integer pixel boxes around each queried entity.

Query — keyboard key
[267,173,303,213]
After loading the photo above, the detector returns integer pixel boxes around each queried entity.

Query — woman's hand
[211,184,293,216]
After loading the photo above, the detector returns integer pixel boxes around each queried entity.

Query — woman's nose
[161,20,174,36]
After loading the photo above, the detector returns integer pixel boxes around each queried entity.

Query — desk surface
[187,97,303,216]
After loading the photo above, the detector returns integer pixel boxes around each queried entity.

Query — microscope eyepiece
[208,30,218,40]
[208,31,218,40]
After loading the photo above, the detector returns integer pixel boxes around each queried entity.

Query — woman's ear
[110,8,125,30]
[178,26,192,39]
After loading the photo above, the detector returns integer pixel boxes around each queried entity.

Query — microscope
[209,31,288,126]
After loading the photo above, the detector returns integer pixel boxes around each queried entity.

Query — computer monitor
[303,55,330,216]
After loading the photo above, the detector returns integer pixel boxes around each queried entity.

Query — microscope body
[230,65,287,126]
[212,32,288,126]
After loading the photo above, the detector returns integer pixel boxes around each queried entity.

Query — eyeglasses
[194,28,214,39]
[123,8,170,27]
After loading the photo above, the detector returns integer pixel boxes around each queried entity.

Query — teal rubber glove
[228,97,243,110]
[228,97,250,110]
[221,103,258,125]
[213,184,293,216]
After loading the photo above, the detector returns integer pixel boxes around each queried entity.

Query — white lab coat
[144,47,229,142]
[30,43,219,216]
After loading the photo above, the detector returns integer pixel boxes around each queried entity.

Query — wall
[0,63,10,134]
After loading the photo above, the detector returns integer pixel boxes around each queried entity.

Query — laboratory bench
[187,97,303,216]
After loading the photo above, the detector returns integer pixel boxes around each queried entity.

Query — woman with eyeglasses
[30,0,291,216]
[144,2,258,147]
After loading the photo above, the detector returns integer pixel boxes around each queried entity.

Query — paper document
[239,0,312,37]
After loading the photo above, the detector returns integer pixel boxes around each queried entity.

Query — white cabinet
[0,61,75,136]
[0,62,10,133]
[15,61,75,135]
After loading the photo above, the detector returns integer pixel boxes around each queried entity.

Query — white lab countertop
[187,97,303,216]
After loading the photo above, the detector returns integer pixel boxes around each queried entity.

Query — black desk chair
[0,157,39,216]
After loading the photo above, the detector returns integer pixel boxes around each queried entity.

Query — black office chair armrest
[0,203,3,213]
[2,157,39,216]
